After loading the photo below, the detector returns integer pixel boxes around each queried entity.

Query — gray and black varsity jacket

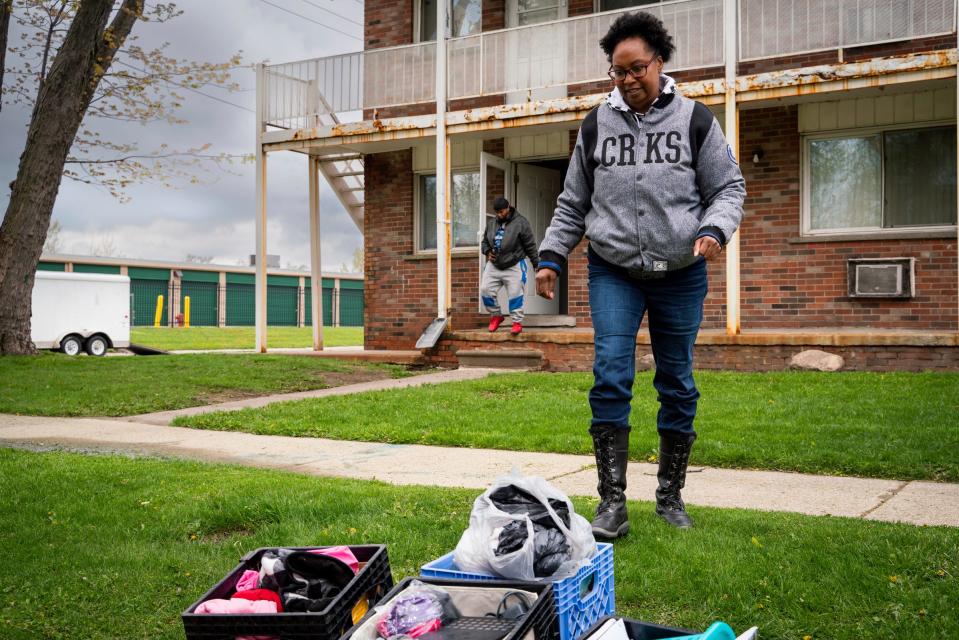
[481,208,540,270]
[538,75,745,275]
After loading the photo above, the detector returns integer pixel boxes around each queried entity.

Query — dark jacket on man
[481,208,540,270]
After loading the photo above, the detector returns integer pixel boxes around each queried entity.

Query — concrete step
[522,314,577,328]
[457,348,544,370]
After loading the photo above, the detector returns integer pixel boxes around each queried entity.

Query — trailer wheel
[60,335,83,356]
[84,335,109,357]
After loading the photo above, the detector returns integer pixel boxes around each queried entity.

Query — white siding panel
[819,102,839,130]
[875,96,896,125]
[837,100,857,129]
[413,140,481,171]
[893,93,914,123]
[798,103,819,132]
[914,91,935,121]
[855,98,875,127]
[933,87,956,120]
[505,132,569,160]
[800,89,952,133]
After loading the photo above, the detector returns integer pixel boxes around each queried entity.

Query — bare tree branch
[0,0,11,111]
[32,0,69,115]
[65,151,251,164]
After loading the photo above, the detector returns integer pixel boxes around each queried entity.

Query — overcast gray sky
[1,0,365,271]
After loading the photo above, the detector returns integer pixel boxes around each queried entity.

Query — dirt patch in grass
[194,389,270,405]
[193,367,399,405]
[314,367,396,388]
[203,527,255,543]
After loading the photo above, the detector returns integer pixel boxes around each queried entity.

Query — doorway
[478,152,565,317]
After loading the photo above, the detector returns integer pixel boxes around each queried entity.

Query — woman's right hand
[535,268,557,300]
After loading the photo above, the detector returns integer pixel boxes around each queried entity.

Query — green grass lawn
[0,449,955,640]
[130,326,363,350]
[0,352,406,417]
[176,371,959,482]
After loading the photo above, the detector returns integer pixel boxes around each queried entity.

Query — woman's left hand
[693,236,723,261]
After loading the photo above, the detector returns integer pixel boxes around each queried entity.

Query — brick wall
[364,146,496,350]
[737,105,958,330]
[365,0,411,49]
[426,338,959,372]
[483,0,505,30]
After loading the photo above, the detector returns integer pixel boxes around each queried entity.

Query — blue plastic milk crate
[421,542,615,640]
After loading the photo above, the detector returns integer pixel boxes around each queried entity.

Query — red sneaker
[488,315,505,332]
[510,322,523,335]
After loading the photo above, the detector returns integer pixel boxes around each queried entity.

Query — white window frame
[413,0,483,43]
[801,121,958,237]
[593,0,664,13]
[412,0,429,43]
[413,167,483,255]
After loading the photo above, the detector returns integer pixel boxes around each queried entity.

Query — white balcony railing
[740,0,956,60]
[260,0,956,130]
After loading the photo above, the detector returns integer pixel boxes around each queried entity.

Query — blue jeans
[588,249,708,436]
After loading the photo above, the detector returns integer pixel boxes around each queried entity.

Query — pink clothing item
[195,598,278,614]
[235,569,260,592]
[308,546,359,574]
[195,596,280,640]
[232,589,284,612]
[408,619,442,638]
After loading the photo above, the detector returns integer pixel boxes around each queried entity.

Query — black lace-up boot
[655,432,696,529]
[589,424,631,540]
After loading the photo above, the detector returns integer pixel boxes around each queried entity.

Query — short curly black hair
[599,12,675,63]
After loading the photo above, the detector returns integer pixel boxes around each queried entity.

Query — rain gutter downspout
[724,0,741,335]
[436,0,450,320]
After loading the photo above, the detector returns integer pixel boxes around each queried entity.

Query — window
[513,0,566,26]
[598,0,663,11]
[418,0,482,41]
[418,172,481,251]
[804,125,956,234]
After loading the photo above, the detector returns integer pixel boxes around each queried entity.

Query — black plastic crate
[182,544,394,640]
[341,576,557,640]
[581,616,695,640]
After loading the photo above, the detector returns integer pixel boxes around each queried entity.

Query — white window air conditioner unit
[847,258,915,299]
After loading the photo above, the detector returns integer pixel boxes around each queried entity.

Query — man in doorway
[480,196,539,335]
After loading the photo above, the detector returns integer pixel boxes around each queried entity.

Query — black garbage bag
[490,484,572,577]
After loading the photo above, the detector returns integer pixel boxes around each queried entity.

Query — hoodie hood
[605,73,678,114]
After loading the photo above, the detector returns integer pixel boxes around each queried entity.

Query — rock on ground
[789,349,844,371]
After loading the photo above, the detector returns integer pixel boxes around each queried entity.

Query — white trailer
[31,271,131,356]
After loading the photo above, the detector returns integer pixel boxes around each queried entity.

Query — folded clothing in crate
[182,544,394,640]
[343,577,556,640]
[259,547,357,611]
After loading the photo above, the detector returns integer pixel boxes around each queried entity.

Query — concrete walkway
[1,413,956,528]
[134,367,502,425]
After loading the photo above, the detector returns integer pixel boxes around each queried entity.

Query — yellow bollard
[154,295,164,327]
[184,296,191,328]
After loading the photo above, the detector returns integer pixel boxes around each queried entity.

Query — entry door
[505,0,568,104]
[478,152,514,313]
[515,162,561,315]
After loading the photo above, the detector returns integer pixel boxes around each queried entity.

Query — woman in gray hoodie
[535,12,745,538]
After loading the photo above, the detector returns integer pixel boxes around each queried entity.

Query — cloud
[1,0,365,271]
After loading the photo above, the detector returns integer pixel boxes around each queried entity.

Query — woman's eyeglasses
[607,59,656,81]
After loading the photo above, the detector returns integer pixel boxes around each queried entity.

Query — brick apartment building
[254,0,959,370]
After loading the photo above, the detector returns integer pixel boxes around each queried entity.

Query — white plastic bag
[453,470,596,580]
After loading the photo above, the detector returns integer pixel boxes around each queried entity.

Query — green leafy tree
[0,0,243,354]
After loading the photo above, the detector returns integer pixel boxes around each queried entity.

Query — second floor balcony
[259,0,957,132]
